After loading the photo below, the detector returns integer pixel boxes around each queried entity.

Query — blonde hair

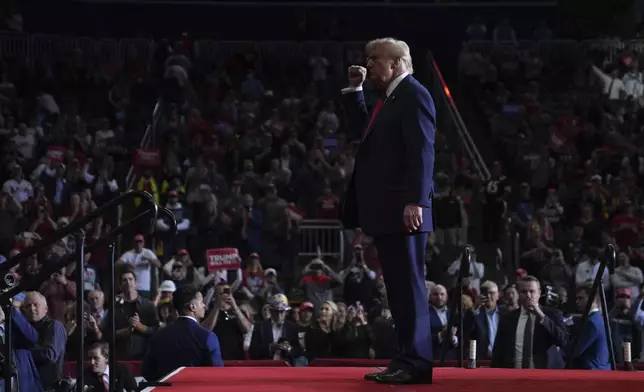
[365,37,414,74]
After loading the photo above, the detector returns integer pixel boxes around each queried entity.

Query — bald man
[1,294,44,392]
[22,291,67,389]
[428,285,458,359]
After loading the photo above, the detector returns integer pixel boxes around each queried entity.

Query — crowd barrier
[298,219,345,263]
[62,358,644,377]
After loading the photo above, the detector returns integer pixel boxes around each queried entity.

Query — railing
[297,219,344,264]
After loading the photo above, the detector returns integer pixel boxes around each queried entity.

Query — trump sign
[206,248,241,272]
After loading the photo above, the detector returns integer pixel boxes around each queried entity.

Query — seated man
[83,342,138,392]
[249,294,305,365]
[142,285,223,381]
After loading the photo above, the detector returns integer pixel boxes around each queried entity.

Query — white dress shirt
[514,307,535,368]
[341,71,410,99]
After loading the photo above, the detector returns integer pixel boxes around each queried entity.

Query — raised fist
[348,65,367,88]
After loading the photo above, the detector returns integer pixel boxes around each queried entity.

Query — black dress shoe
[375,369,433,385]
[364,369,393,381]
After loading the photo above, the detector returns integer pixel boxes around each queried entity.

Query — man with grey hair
[340,37,436,384]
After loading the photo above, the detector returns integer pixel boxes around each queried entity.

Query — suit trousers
[374,232,433,375]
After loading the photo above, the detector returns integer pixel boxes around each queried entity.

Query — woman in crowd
[305,300,337,359]
[333,303,373,358]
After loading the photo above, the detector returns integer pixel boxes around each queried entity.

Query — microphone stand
[439,247,471,367]
[108,244,117,392]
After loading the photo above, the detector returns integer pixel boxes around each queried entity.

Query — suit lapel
[362,76,411,143]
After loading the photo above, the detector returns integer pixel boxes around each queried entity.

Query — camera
[541,284,562,307]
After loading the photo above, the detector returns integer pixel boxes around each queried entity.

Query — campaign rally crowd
[0,12,643,392]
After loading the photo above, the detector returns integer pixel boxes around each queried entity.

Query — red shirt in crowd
[610,214,642,249]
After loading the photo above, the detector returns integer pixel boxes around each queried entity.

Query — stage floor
[140,366,644,392]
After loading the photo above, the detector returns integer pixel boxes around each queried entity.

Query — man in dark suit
[142,286,223,381]
[83,342,138,392]
[341,37,435,385]
[249,294,305,365]
[471,281,503,361]
[569,286,611,370]
[492,276,568,368]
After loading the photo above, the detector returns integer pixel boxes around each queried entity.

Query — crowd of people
[458,17,644,364]
[1,15,643,391]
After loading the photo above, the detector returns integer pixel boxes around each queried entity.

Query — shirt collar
[431,304,447,313]
[386,72,409,98]
[178,315,198,323]
[102,365,110,377]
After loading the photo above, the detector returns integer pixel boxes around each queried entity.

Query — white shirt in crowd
[592,65,625,100]
[2,178,33,203]
[610,265,644,299]
[575,259,610,290]
[514,307,535,369]
[622,71,644,98]
[119,248,157,291]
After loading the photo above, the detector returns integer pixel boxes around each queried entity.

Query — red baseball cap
[616,288,632,298]
[134,234,144,242]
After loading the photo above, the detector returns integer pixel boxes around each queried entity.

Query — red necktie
[102,374,109,392]
[364,98,385,138]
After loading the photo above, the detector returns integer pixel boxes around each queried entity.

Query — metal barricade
[298,219,345,264]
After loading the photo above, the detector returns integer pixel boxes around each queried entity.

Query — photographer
[340,244,377,310]
[301,258,343,315]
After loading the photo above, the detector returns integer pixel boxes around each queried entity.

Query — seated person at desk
[83,342,137,392]
[142,285,223,381]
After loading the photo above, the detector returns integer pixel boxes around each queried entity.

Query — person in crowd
[116,234,161,299]
[609,288,640,362]
[83,342,138,392]
[305,300,337,359]
[143,285,223,381]
[492,276,567,369]
[296,302,314,329]
[2,303,44,392]
[107,266,158,360]
[471,281,503,361]
[568,286,610,370]
[39,266,76,321]
[22,291,66,390]
[201,283,252,360]
[340,244,377,309]
[334,303,373,358]
[301,258,343,313]
[428,285,459,360]
[249,294,305,365]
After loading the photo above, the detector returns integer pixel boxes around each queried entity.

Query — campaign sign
[206,248,240,272]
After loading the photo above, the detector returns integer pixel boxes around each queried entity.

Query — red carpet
[140,366,644,391]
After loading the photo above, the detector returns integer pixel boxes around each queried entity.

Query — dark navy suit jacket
[569,311,611,370]
[9,308,44,392]
[491,307,568,369]
[341,75,435,236]
[428,306,458,359]
[248,320,304,360]
[142,316,223,381]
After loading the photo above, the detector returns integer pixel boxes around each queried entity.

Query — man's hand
[403,204,423,232]
[129,313,140,328]
[348,65,367,88]
[526,298,545,318]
